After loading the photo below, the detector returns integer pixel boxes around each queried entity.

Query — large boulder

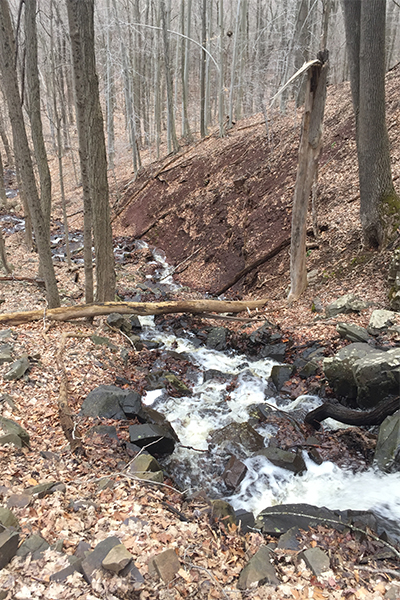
[353,348,400,408]
[208,422,265,456]
[325,294,368,318]
[323,343,376,402]
[374,410,400,473]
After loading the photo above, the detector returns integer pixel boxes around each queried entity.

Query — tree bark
[0,299,267,326]
[288,53,328,301]
[305,396,400,430]
[66,0,116,303]
[160,0,179,154]
[0,0,60,308]
[342,0,400,248]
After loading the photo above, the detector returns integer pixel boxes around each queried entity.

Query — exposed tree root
[305,396,400,430]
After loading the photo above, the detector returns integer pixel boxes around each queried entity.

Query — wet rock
[208,422,265,455]
[0,529,19,569]
[257,503,346,536]
[142,340,162,350]
[237,545,279,589]
[88,425,119,440]
[145,370,191,396]
[80,385,141,420]
[336,322,370,343]
[211,499,236,526]
[249,322,274,345]
[206,327,228,351]
[294,345,325,379]
[277,527,302,551]
[235,509,255,533]
[0,508,19,530]
[81,536,121,583]
[259,342,287,361]
[368,309,399,335]
[106,312,132,333]
[129,423,177,456]
[148,548,180,583]
[16,534,50,559]
[223,456,248,490]
[374,410,400,473]
[3,355,30,380]
[0,417,30,448]
[299,547,330,576]
[257,447,306,474]
[271,364,295,391]
[130,315,142,330]
[0,344,13,364]
[203,369,231,382]
[325,294,367,317]
[102,544,133,573]
[139,405,180,441]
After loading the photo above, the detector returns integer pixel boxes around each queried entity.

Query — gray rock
[206,327,228,351]
[25,481,65,498]
[323,343,376,400]
[0,344,13,364]
[353,348,400,408]
[257,447,306,474]
[6,494,31,509]
[148,548,180,583]
[277,527,302,551]
[294,346,325,379]
[208,422,265,455]
[50,557,83,582]
[299,547,330,576]
[127,454,162,476]
[145,370,191,396]
[80,385,142,420]
[257,504,346,536]
[130,315,142,330]
[0,329,14,341]
[235,509,255,534]
[368,309,399,335]
[0,529,19,569]
[271,364,294,391]
[223,456,248,490]
[0,507,20,529]
[237,545,279,589]
[374,410,400,473]
[0,416,30,448]
[336,322,370,343]
[16,534,50,559]
[90,335,118,351]
[203,369,231,382]
[81,536,121,583]
[106,313,132,333]
[325,294,367,317]
[129,423,177,456]
[259,343,287,362]
[4,355,30,380]
[0,433,23,448]
[102,544,133,573]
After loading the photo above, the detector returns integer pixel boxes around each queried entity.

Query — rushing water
[137,315,400,535]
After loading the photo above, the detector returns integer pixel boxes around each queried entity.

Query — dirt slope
[115,64,400,301]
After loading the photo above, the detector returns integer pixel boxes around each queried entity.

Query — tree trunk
[0,0,60,308]
[288,53,329,302]
[200,0,207,138]
[160,0,179,154]
[66,0,115,303]
[342,0,400,248]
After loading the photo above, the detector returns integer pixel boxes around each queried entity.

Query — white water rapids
[138,316,400,534]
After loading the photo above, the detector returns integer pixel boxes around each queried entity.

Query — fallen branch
[215,238,290,296]
[305,396,400,430]
[0,299,267,326]
[0,275,45,288]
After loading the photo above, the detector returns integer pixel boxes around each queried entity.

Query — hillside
[0,66,400,600]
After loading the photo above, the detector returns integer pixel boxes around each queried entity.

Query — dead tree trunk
[288,51,329,302]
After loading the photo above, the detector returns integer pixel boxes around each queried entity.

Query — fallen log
[0,299,267,326]
[305,396,400,430]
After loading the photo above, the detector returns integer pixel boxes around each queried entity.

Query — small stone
[81,536,121,583]
[102,544,133,573]
[336,322,370,343]
[25,481,64,498]
[223,456,248,490]
[0,507,20,530]
[3,355,30,380]
[148,548,180,583]
[0,433,23,448]
[16,533,50,559]
[237,545,279,589]
[257,446,306,474]
[299,547,330,576]
[0,344,13,364]
[271,364,295,391]
[0,529,19,569]
[0,416,30,447]
[206,327,228,351]
[128,454,162,475]
[277,527,302,551]
[210,500,236,526]
[6,494,31,509]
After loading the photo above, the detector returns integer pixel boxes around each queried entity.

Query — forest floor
[1,66,400,599]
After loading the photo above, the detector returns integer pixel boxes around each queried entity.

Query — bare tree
[0,0,60,307]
